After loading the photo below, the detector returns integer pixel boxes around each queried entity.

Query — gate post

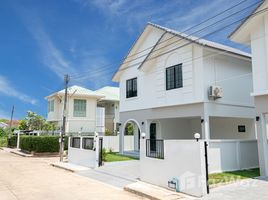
[95,132,99,168]
[17,132,20,149]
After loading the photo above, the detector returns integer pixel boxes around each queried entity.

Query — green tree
[43,122,56,132]
[0,127,7,137]
[25,111,46,130]
[18,119,28,130]
[125,123,134,135]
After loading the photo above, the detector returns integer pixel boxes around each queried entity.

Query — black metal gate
[204,141,210,194]
[98,137,103,167]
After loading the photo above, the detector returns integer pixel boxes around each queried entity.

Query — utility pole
[60,74,69,162]
[8,105,14,139]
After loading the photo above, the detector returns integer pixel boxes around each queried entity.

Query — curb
[124,186,160,200]
[50,163,75,173]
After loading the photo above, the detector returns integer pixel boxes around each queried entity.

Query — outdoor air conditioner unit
[208,85,223,99]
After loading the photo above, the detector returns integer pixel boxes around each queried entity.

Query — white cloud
[0,75,37,105]
[30,25,77,79]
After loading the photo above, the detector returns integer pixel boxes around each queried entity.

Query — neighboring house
[0,122,8,129]
[229,0,268,176]
[45,85,119,134]
[113,23,257,196]
[96,86,120,134]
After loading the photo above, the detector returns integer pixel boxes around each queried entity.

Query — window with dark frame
[82,138,94,150]
[238,125,246,133]
[71,137,80,148]
[166,64,183,90]
[126,77,137,98]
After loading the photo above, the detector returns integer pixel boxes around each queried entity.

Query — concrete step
[125,181,195,200]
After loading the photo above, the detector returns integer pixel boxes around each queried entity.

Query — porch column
[202,115,210,140]
[256,113,268,176]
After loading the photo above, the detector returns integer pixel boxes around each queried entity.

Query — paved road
[0,149,146,200]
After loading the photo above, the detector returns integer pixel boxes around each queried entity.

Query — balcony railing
[146,139,164,159]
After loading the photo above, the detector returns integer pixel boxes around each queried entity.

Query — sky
[0,0,261,119]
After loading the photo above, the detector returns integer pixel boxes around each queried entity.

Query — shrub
[8,135,17,148]
[105,129,113,136]
[0,137,7,147]
[20,136,60,153]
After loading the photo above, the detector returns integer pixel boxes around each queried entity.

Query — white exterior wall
[67,97,97,133]
[250,15,268,94]
[203,51,254,107]
[140,139,207,197]
[149,118,201,140]
[47,95,99,133]
[47,97,62,122]
[210,117,255,140]
[119,31,204,113]
[208,140,259,173]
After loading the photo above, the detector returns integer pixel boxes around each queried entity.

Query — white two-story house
[113,23,258,196]
[45,85,120,134]
[229,0,268,177]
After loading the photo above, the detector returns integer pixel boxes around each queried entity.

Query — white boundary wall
[102,135,134,152]
[208,139,259,173]
[68,135,134,168]
[68,137,97,168]
[140,139,207,197]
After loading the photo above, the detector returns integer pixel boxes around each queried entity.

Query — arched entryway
[121,119,141,157]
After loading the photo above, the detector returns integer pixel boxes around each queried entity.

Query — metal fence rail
[146,139,164,159]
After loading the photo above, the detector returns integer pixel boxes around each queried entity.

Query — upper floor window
[48,100,54,112]
[126,78,137,98]
[73,99,86,117]
[166,64,183,90]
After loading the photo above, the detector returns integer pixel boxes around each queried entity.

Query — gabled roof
[113,22,251,82]
[96,86,119,101]
[45,85,104,99]
[148,23,251,58]
[229,1,266,41]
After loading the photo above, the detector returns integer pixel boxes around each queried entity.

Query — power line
[70,0,261,80]
[71,5,266,82]
[69,32,266,90]
[106,0,252,62]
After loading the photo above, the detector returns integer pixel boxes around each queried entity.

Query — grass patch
[209,168,260,185]
[104,152,138,162]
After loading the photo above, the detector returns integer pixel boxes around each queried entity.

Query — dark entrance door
[150,123,156,151]
[138,129,141,150]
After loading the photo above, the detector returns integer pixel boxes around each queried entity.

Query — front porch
[139,115,258,196]
[144,116,258,172]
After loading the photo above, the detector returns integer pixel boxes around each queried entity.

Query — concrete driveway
[77,160,140,188]
[0,149,145,200]
[202,177,268,200]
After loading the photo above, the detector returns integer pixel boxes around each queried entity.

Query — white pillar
[256,114,268,176]
[80,136,83,149]
[202,115,210,140]
[17,132,20,149]
[119,125,124,154]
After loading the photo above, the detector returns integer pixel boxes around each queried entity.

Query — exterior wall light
[256,116,260,122]
[94,132,98,138]
[141,132,146,139]
[194,133,200,142]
